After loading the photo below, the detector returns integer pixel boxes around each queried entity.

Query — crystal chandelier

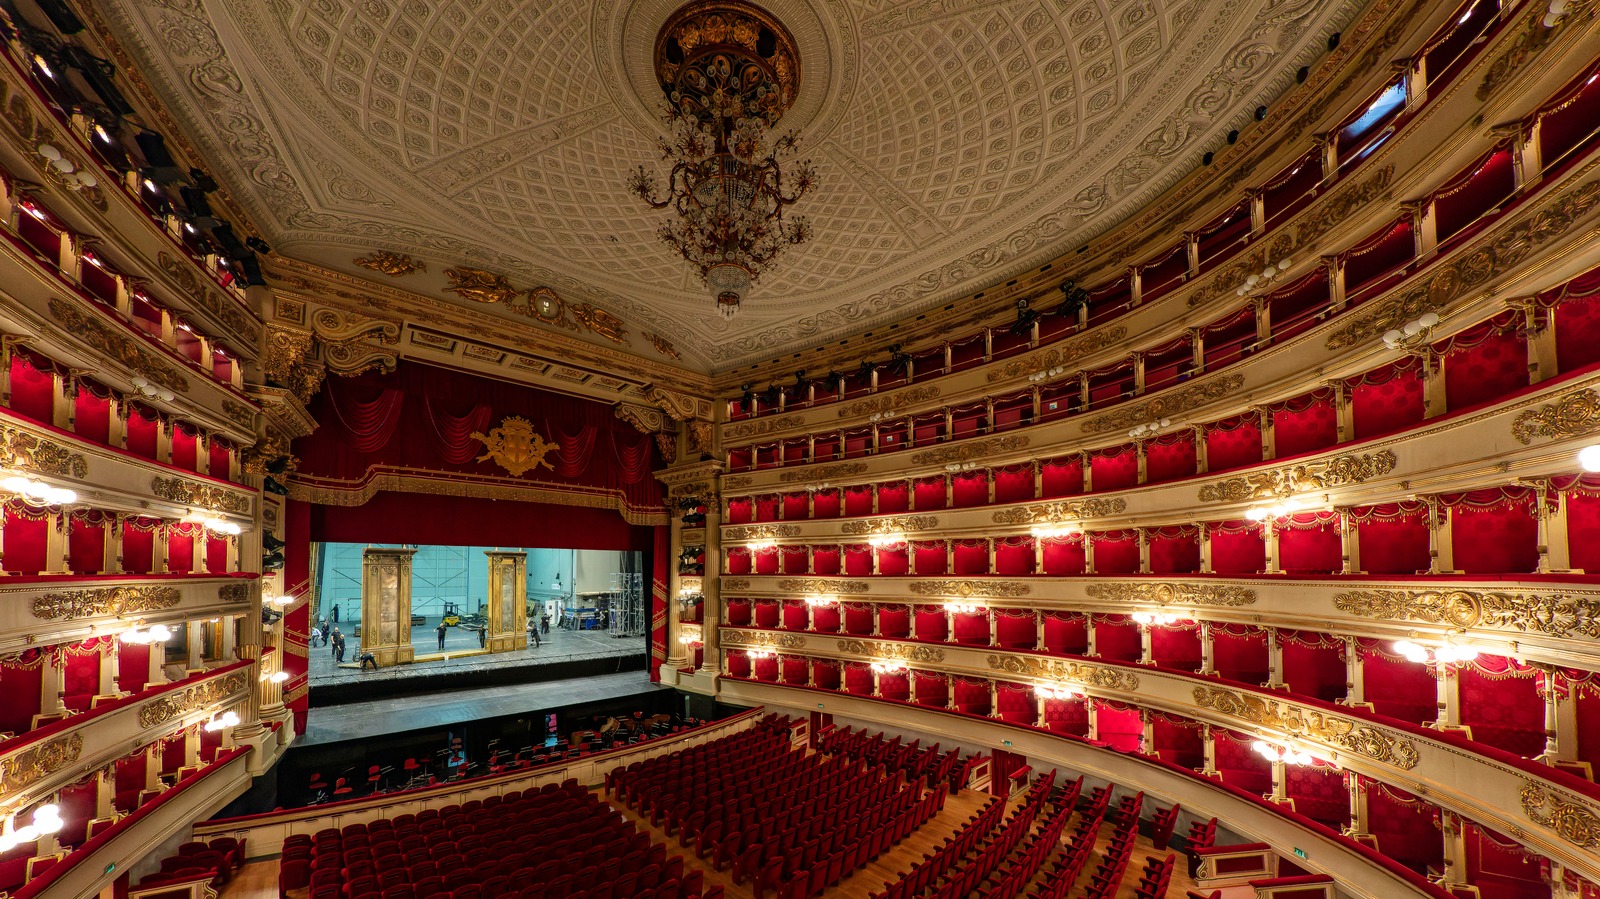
[628,1,816,318]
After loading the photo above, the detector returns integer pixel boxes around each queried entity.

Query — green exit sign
[1293,848,1308,859]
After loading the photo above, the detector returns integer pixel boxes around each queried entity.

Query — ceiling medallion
[627,0,816,319]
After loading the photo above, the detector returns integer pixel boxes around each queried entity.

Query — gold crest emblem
[470,416,559,476]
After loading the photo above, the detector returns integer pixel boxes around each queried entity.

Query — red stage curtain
[812,490,841,518]
[1043,612,1089,654]
[0,651,43,733]
[913,477,947,510]
[67,511,108,574]
[914,606,948,642]
[1464,822,1551,899]
[995,610,1036,648]
[125,404,158,460]
[1209,520,1264,574]
[1286,765,1349,829]
[812,546,840,575]
[726,498,753,524]
[1445,488,1539,574]
[879,606,911,639]
[1090,446,1138,492]
[1041,536,1086,575]
[780,545,807,574]
[842,605,872,635]
[1204,416,1262,473]
[843,544,872,577]
[1094,701,1142,752]
[952,540,989,575]
[422,395,493,465]
[1044,697,1088,737]
[2,503,48,574]
[1150,714,1203,768]
[1212,624,1268,685]
[8,351,54,423]
[1148,526,1199,573]
[952,472,989,508]
[1281,630,1346,703]
[1366,782,1444,875]
[1438,316,1527,410]
[994,537,1034,575]
[913,672,948,708]
[1150,624,1201,672]
[73,381,111,445]
[1091,531,1139,574]
[1349,360,1424,439]
[1041,456,1084,497]
[1353,502,1431,574]
[1458,659,1545,757]
[170,423,198,471]
[1361,641,1437,725]
[877,545,909,576]
[844,486,873,517]
[1271,391,1337,457]
[782,492,809,520]
[994,466,1035,504]
[952,611,990,646]
[1095,615,1140,662]
[912,541,947,575]
[1278,512,1341,573]
[1214,729,1271,793]
[1145,433,1197,484]
[877,481,909,514]
[329,386,406,453]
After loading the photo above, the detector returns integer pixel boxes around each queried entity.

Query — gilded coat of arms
[470,416,559,476]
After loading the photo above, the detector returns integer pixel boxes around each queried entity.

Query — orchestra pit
[0,0,1597,896]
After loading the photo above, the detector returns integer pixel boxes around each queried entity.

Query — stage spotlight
[263,476,289,496]
[265,456,289,475]
[262,534,286,551]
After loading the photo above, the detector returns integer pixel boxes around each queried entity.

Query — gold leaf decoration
[1520,781,1600,849]
[909,435,1030,465]
[987,654,1141,692]
[644,332,682,359]
[354,250,426,276]
[570,303,628,344]
[1511,390,1600,445]
[138,674,247,728]
[32,585,182,620]
[468,416,559,477]
[725,415,807,440]
[908,580,1031,598]
[836,385,940,420]
[725,524,801,541]
[987,327,1128,382]
[721,578,751,591]
[0,424,88,479]
[150,476,252,514]
[1085,582,1256,607]
[1197,451,1399,502]
[0,734,83,792]
[443,267,520,304]
[1191,685,1418,769]
[1332,588,1600,638]
[840,515,940,535]
[720,629,804,649]
[777,578,870,594]
[47,298,188,393]
[837,640,945,662]
[1080,375,1245,434]
[778,462,869,484]
[992,498,1127,525]
[219,583,252,604]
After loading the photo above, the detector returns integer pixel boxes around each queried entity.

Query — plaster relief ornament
[443,267,521,305]
[354,250,427,276]
[469,416,560,476]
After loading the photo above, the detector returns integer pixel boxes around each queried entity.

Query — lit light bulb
[270,671,289,683]
[1578,445,1600,473]
[148,625,172,641]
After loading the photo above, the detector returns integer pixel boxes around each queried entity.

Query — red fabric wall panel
[1044,698,1088,737]
[1457,663,1545,758]
[73,386,111,445]
[1210,522,1265,574]
[2,507,47,574]
[205,535,228,574]
[1150,717,1203,768]
[781,546,808,574]
[1354,505,1431,574]
[1090,447,1138,491]
[1575,686,1600,776]
[952,612,989,645]
[844,488,873,517]
[1148,529,1199,573]
[726,652,751,678]
[877,482,909,514]
[877,546,909,575]
[1286,765,1349,829]
[1555,283,1600,371]
[843,545,873,576]
[1094,702,1142,752]
[1443,328,1527,410]
[780,602,807,631]
[1212,628,1268,684]
[8,354,54,423]
[1366,784,1444,875]
[726,498,753,524]
[811,604,839,633]
[995,613,1036,649]
[994,538,1034,575]
[953,679,990,715]
[1448,493,1539,574]
[842,606,873,635]
[0,654,42,733]
[753,547,779,575]
[1271,394,1337,457]
[1351,367,1424,439]
[725,547,751,575]
[1041,537,1086,575]
[1095,617,1141,662]
[911,541,947,575]
[812,490,841,518]
[125,406,159,460]
[996,684,1035,724]
[782,493,810,520]
[913,478,947,510]
[1091,533,1139,574]
[878,606,911,639]
[952,541,989,575]
[117,642,150,693]
[1150,626,1201,671]
[754,496,780,522]
[1567,489,1600,572]
[209,439,233,480]
[170,425,198,471]
[1278,517,1342,573]
[952,473,989,508]
[726,601,752,627]
[1215,732,1271,793]
[67,516,105,574]
[1145,435,1196,484]
[1204,418,1262,473]
[1362,648,1437,725]
[811,546,840,575]
[753,602,779,629]
[1044,614,1089,654]
[913,672,947,708]
[994,467,1035,504]
[1281,634,1346,703]
[1041,457,1084,497]
[914,607,948,642]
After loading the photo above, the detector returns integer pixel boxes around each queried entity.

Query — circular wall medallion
[529,287,565,324]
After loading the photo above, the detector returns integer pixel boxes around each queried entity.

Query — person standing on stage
[310,624,322,648]
[332,629,346,663]
[332,604,340,623]
[436,622,447,651]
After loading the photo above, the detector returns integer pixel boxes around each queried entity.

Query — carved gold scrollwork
[839,515,939,535]
[721,630,805,649]
[1520,781,1600,849]
[469,416,559,477]
[721,578,751,591]
[443,267,520,304]
[354,250,427,276]
[724,415,806,440]
[992,498,1127,525]
[837,640,945,663]
[49,298,188,394]
[987,327,1128,382]
[219,583,251,604]
[0,734,82,792]
[32,585,182,620]
[837,386,940,420]
[138,674,246,728]
[1511,390,1600,445]
[150,476,252,514]
[1085,582,1256,607]
[1197,451,1399,502]
[778,578,869,594]
[778,462,868,484]
[0,424,88,479]
[986,654,1140,691]
[1080,375,1245,434]
[908,580,1031,598]
[1191,685,1419,769]
[726,524,801,540]
[909,435,1030,465]
[1332,588,1600,638]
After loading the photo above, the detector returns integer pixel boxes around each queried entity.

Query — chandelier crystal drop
[628,1,816,318]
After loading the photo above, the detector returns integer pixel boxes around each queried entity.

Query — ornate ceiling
[96,0,1363,372]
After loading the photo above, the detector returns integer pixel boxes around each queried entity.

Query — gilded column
[1200,723,1219,777]
[484,551,529,652]
[1264,628,1284,689]
[700,485,724,676]
[1198,621,1215,676]
[361,547,418,666]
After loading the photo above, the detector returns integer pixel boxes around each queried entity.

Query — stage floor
[305,621,642,690]
[299,670,667,747]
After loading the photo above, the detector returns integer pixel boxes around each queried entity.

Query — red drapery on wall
[1457,658,1545,757]
[125,404,158,460]
[781,492,809,520]
[952,540,988,575]
[1365,781,1443,875]
[1438,315,1528,410]
[1361,640,1437,725]
[73,381,112,445]
[1211,624,1268,684]
[913,478,947,510]
[1204,416,1262,473]
[1444,488,1540,574]
[1285,765,1348,829]
[67,511,109,574]
[1043,612,1088,654]
[1095,615,1141,662]
[1094,701,1142,752]
[994,609,1036,648]
[1209,520,1264,574]
[1090,446,1138,492]
[651,525,668,681]
[1041,456,1084,497]
[1041,536,1086,575]
[1352,503,1431,574]
[1277,512,1342,573]
[170,423,198,472]
[1349,360,1424,439]
[994,537,1034,575]
[1091,531,1139,574]
[914,606,948,642]
[1552,265,1600,370]
[1271,391,1337,457]
[952,472,989,507]
[2,503,47,574]
[1144,433,1196,484]
[912,541,947,575]
[1147,526,1199,573]
[844,487,873,517]
[0,651,43,733]
[877,481,910,514]
[1281,629,1346,703]
[8,351,54,423]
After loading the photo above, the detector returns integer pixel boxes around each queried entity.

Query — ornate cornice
[839,515,940,535]
[992,498,1127,525]
[0,734,83,793]
[1332,588,1600,639]
[1191,685,1419,769]
[1197,450,1398,502]
[150,475,252,514]
[219,583,252,604]
[987,654,1141,692]
[909,435,1030,466]
[721,578,752,591]
[837,640,946,663]
[720,629,805,649]
[777,462,869,484]
[907,580,1031,599]
[725,415,806,441]
[777,578,870,594]
[986,327,1130,383]
[1085,582,1257,607]
[31,585,183,620]
[137,673,247,728]
[1080,375,1245,434]
[725,524,801,541]
[836,386,940,420]
[1520,781,1600,849]
[0,424,89,480]
[46,297,189,394]
[1511,389,1600,445]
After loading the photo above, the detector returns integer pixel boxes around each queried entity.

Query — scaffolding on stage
[608,572,646,638]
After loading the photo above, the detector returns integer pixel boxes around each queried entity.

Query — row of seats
[1033,789,1108,899]
[970,783,1077,898]
[819,727,964,793]
[134,837,244,892]
[871,794,1007,898]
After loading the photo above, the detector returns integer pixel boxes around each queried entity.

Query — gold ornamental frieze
[667,480,713,499]
[219,583,252,604]
[1191,685,1419,770]
[0,734,82,792]
[837,385,940,420]
[720,630,805,649]
[354,250,426,276]
[0,424,88,479]
[777,578,870,594]
[722,476,754,490]
[908,580,1031,599]
[138,674,247,728]
[1197,451,1399,502]
[778,462,869,484]
[721,578,752,591]
[1511,389,1600,445]
[987,327,1129,382]
[469,416,559,476]
[987,654,1140,692]
[32,585,182,620]
[443,266,520,304]
[840,516,940,535]
[725,524,801,541]
[909,435,1029,466]
[1085,582,1257,607]
[1080,375,1245,435]
[725,415,806,440]
[992,498,1127,525]
[837,640,946,663]
[1520,781,1600,849]
[150,475,252,514]
[1332,588,1600,639]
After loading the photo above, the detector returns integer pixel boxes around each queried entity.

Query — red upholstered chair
[278,858,310,897]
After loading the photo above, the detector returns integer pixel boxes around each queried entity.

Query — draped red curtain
[125,404,158,460]
[1353,502,1431,574]
[1090,446,1138,491]
[1148,526,1199,573]
[913,477,947,510]
[1438,316,1528,410]
[208,438,233,481]
[1041,456,1084,497]
[1349,360,1424,439]
[2,503,47,574]
[1091,531,1139,574]
[1041,536,1086,575]
[1278,512,1342,573]
[952,540,989,575]
[1457,660,1545,758]
[995,610,1036,648]
[1361,641,1437,725]
[812,546,840,575]
[1271,391,1337,457]
[67,511,109,574]
[844,487,873,517]
[1212,624,1268,685]
[877,481,910,513]
[781,492,809,520]
[1145,433,1196,484]
[120,517,158,574]
[1205,415,1262,473]
[1095,615,1140,662]
[994,537,1034,575]
[650,524,667,681]
[329,386,407,453]
[8,351,54,423]
[1043,612,1088,654]
[952,472,989,507]
[914,606,948,642]
[1444,488,1540,574]
[879,606,911,639]
[812,490,840,518]
[170,424,198,471]
[912,541,948,575]
[781,545,808,574]
[994,466,1035,504]
[0,652,43,733]
[72,381,112,445]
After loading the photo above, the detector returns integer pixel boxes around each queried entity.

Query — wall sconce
[0,475,76,507]
[944,462,980,473]
[1128,418,1173,440]
[1029,522,1080,539]
[128,376,176,403]
[0,804,63,851]
[184,509,243,536]
[1393,638,1478,665]
[746,649,775,660]
[1235,257,1295,297]
[866,532,905,549]
[1027,365,1068,383]
[120,624,173,645]
[36,143,98,191]
[1035,683,1083,701]
[804,595,838,607]
[943,600,983,614]
[1578,445,1600,472]
[1252,740,1315,766]
[1380,311,1441,351]
[1245,497,1302,521]
[1132,611,1182,627]
[869,660,907,674]
[203,710,241,732]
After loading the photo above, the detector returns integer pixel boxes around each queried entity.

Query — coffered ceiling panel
[95,0,1364,372]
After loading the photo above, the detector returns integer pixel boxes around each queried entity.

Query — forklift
[441,601,462,627]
